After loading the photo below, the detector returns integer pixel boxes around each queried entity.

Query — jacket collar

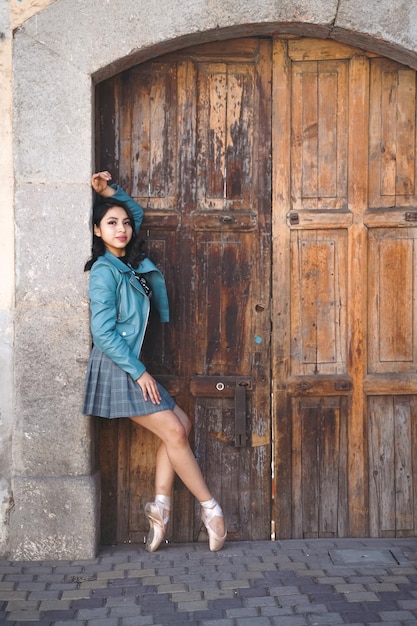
[102,250,162,276]
[103,250,131,273]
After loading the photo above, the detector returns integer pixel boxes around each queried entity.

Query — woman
[83,171,226,552]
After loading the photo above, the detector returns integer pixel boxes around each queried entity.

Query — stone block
[13,31,92,183]
[13,301,93,476]
[7,473,99,560]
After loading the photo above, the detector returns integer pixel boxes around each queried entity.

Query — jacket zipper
[129,272,150,358]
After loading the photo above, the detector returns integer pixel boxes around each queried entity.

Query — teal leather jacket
[88,185,169,381]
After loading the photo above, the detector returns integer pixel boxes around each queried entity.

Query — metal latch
[235,381,250,448]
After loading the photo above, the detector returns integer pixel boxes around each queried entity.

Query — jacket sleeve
[110,184,144,234]
[89,263,146,381]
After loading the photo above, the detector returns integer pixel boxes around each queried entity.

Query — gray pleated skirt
[83,346,175,419]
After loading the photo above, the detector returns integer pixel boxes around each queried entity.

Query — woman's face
[94,205,133,257]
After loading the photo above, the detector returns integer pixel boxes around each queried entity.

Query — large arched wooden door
[96,37,417,544]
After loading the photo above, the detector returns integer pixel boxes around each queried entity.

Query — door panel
[291,59,349,210]
[290,229,348,376]
[292,396,348,538]
[369,396,417,536]
[368,228,417,372]
[369,59,417,207]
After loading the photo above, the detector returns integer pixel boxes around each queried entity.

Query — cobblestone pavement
[1,538,417,625]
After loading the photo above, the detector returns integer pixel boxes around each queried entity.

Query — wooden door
[96,39,272,544]
[272,39,417,538]
[96,37,417,544]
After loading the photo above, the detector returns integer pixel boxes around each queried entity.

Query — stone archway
[8,0,417,560]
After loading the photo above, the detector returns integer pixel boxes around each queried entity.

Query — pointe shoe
[144,501,169,552]
[201,499,227,552]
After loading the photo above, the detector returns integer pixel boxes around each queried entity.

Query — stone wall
[2,0,417,559]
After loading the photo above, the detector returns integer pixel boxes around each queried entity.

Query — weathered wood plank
[346,55,369,536]
[396,70,416,196]
[288,38,376,62]
[394,397,414,530]
[116,420,131,543]
[369,396,396,535]
[98,420,118,545]
[272,38,293,539]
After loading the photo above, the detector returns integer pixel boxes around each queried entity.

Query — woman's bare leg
[130,405,225,537]
[153,405,191,498]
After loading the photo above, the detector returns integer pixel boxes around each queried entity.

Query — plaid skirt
[82,346,175,419]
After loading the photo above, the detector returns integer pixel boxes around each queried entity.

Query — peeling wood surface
[272,38,417,539]
[97,38,272,544]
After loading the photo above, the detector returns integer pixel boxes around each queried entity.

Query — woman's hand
[91,171,115,197]
[136,371,161,405]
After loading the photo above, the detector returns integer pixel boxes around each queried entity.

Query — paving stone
[54,621,88,626]
[225,606,259,617]
[76,606,110,619]
[245,596,278,607]
[61,589,94,600]
[140,575,171,585]
[379,610,417,621]
[276,594,312,606]
[171,590,202,602]
[92,585,125,597]
[48,583,79,591]
[29,590,62,600]
[397,599,417,609]
[39,599,72,610]
[367,583,400,592]
[6,599,39,610]
[2,591,29,602]
[270,617,308,625]
[236,618,272,625]
[204,589,236,601]
[6,610,42,621]
[120,617,155,626]
[344,591,380,602]
[40,609,77,621]
[201,618,234,626]
[109,604,143,617]
[220,578,251,589]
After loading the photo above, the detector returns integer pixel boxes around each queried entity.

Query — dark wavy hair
[84,197,145,271]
